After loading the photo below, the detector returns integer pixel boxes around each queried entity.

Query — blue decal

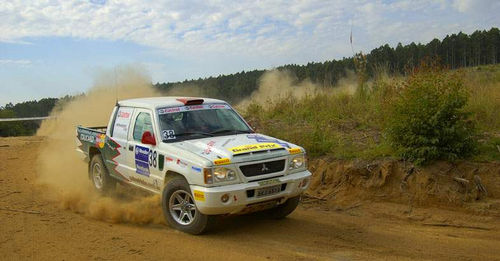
[191,166,202,172]
[135,145,150,176]
[246,134,290,148]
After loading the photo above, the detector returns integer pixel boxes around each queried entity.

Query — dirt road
[1,136,500,260]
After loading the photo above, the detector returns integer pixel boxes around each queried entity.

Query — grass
[464,65,500,131]
[242,64,500,162]
[243,82,394,159]
[463,65,500,162]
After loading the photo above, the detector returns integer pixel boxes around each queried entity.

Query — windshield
[157,104,252,142]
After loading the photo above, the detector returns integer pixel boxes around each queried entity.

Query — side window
[133,112,154,142]
[112,107,134,140]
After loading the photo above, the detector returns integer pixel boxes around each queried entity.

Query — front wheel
[265,195,300,219]
[162,176,212,234]
[90,154,116,194]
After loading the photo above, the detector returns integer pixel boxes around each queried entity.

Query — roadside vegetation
[2,27,499,137]
[1,28,499,165]
[243,63,500,165]
[156,27,500,104]
[0,96,77,136]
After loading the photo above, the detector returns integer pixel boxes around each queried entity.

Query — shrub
[386,63,476,165]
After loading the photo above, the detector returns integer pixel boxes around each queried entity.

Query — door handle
[128,145,133,151]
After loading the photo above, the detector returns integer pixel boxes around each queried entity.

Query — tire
[266,195,300,219]
[90,154,116,194]
[162,176,212,235]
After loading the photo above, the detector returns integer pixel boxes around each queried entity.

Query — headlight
[289,155,306,169]
[213,167,237,182]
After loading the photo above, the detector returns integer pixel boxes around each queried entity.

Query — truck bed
[78,125,107,134]
[76,125,109,160]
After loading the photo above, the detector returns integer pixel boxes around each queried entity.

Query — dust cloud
[165,84,208,97]
[34,65,358,225]
[36,65,165,225]
[237,69,359,109]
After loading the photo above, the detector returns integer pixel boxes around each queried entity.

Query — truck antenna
[350,20,354,56]
[114,67,118,105]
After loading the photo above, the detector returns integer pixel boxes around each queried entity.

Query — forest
[155,27,500,102]
[1,27,499,136]
[0,97,71,136]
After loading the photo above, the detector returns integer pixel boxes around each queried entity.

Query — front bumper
[190,170,311,215]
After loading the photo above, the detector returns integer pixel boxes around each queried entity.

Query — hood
[168,133,301,165]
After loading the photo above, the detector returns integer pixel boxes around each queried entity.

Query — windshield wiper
[210,129,253,135]
[163,132,214,142]
[176,131,214,137]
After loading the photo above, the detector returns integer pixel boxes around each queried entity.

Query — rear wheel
[266,195,300,219]
[90,154,116,194]
[162,176,213,235]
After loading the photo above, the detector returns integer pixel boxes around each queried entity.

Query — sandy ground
[1,136,500,260]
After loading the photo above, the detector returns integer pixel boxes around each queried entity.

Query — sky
[1,0,499,105]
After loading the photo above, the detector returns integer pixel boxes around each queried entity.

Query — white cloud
[0,0,499,74]
[452,0,500,13]
[0,59,32,66]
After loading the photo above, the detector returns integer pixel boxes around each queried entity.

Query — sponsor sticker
[115,123,127,131]
[113,107,133,139]
[79,133,95,143]
[95,134,106,149]
[209,104,228,109]
[159,107,181,114]
[193,190,205,202]
[153,179,160,190]
[130,176,159,190]
[214,158,231,165]
[202,141,216,155]
[135,145,150,176]
[246,134,290,148]
[157,104,231,115]
[288,148,302,154]
[117,111,130,118]
[229,143,281,154]
[176,159,188,168]
[185,105,204,110]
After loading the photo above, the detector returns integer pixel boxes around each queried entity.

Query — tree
[386,62,476,165]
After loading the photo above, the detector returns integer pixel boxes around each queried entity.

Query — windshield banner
[158,104,230,115]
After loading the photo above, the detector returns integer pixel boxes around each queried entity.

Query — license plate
[256,185,281,197]
[258,178,280,186]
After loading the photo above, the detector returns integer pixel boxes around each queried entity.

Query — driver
[186,110,214,133]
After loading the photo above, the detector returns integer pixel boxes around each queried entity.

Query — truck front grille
[239,159,286,177]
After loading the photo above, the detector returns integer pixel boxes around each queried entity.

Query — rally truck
[76,97,311,234]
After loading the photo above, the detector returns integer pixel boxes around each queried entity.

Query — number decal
[148,150,157,168]
[162,130,176,140]
[153,151,157,167]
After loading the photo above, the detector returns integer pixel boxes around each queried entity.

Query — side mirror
[141,131,156,146]
[246,120,257,132]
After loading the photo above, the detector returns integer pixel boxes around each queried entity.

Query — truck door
[108,106,134,182]
[125,109,162,192]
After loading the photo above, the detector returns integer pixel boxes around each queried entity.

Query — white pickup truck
[76,97,311,234]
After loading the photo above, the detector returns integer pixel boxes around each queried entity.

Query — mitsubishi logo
[261,163,270,172]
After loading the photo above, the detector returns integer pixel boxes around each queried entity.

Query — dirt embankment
[307,158,500,215]
[2,136,500,260]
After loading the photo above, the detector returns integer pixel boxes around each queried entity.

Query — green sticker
[159,154,164,171]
